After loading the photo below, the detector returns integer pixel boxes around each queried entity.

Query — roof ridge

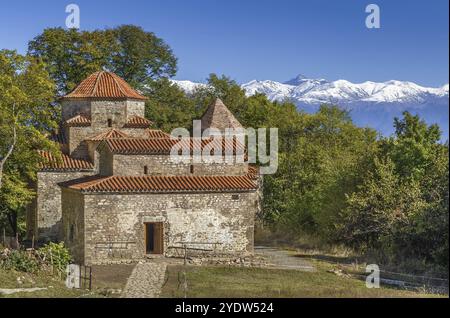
[92,71,103,96]
[109,72,127,97]
[86,128,131,141]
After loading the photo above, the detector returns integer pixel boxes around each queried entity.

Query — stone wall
[99,148,114,176]
[91,100,128,128]
[61,100,91,122]
[107,153,248,176]
[64,99,148,159]
[68,126,94,159]
[125,100,145,118]
[31,171,93,241]
[121,128,149,138]
[61,189,85,264]
[61,190,257,265]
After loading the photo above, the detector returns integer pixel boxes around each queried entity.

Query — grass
[0,269,88,298]
[161,263,445,298]
[0,264,134,298]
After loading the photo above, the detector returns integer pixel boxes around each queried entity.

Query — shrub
[1,249,39,273]
[37,242,72,274]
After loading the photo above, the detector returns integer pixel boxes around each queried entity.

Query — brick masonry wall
[31,171,93,241]
[61,190,257,265]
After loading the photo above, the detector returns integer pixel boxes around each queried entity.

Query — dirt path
[255,246,315,271]
[121,262,167,298]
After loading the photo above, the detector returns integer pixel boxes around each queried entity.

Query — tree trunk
[0,103,17,189]
[7,210,18,238]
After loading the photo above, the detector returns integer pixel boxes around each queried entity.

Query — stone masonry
[29,71,260,266]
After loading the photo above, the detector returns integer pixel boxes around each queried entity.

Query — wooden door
[153,223,164,254]
[145,222,164,254]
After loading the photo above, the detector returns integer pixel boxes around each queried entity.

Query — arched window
[107,119,113,127]
[144,166,148,175]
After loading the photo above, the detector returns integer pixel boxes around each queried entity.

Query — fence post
[50,249,54,273]
[89,266,92,290]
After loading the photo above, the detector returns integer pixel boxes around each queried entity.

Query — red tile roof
[123,116,153,128]
[62,71,147,100]
[65,114,91,127]
[60,175,257,193]
[247,165,259,179]
[38,151,94,171]
[102,138,178,154]
[86,129,130,141]
[146,129,171,139]
[101,138,246,156]
[201,98,243,131]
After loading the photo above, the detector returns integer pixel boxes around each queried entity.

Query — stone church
[26,71,260,265]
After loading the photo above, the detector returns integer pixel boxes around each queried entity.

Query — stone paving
[255,246,315,271]
[121,262,168,298]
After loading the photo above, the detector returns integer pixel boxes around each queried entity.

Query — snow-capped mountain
[241,77,448,105]
[171,75,449,138]
[169,80,209,94]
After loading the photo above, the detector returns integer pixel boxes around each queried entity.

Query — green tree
[111,25,177,88]
[144,78,196,132]
[341,112,449,269]
[0,50,58,236]
[340,158,427,251]
[191,74,248,120]
[28,25,177,93]
[386,111,442,180]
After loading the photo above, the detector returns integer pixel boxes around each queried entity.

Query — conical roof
[86,129,130,141]
[63,71,147,100]
[200,98,243,131]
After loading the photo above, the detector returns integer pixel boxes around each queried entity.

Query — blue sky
[0,0,448,86]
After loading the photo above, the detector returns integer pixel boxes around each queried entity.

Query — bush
[0,242,72,274]
[37,242,72,274]
[1,249,39,273]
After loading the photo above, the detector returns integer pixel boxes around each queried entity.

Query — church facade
[26,71,260,265]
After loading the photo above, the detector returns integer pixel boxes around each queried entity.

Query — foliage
[1,249,39,273]
[0,50,59,235]
[37,242,72,274]
[0,242,71,274]
[28,25,177,93]
[340,113,449,268]
[143,78,197,132]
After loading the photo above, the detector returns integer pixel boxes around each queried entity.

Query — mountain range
[171,75,449,139]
